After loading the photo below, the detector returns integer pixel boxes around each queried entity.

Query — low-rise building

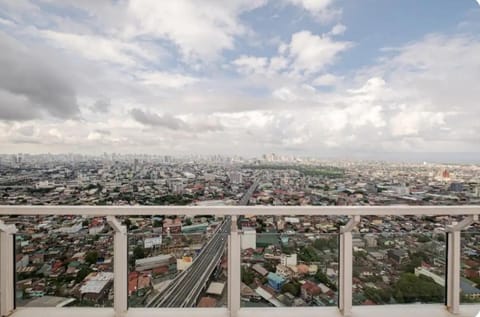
[301,281,321,301]
[135,254,176,275]
[79,272,114,302]
[267,272,286,292]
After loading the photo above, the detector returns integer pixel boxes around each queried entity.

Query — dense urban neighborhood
[1,153,480,308]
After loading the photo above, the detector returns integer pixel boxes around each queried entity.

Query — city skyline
[1,1,480,160]
[3,151,480,165]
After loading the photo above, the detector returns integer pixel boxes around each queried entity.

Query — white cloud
[329,23,346,35]
[0,17,16,26]
[123,0,267,62]
[40,30,155,67]
[347,77,386,95]
[390,108,445,137]
[272,87,299,101]
[216,111,273,130]
[48,128,63,139]
[87,131,102,141]
[321,77,387,131]
[233,30,352,80]
[232,56,269,75]
[286,0,340,23]
[178,114,224,132]
[312,73,341,86]
[138,71,200,89]
[287,30,352,74]
[269,56,289,73]
[321,108,348,132]
[233,55,289,76]
[3,0,266,65]
[287,0,332,12]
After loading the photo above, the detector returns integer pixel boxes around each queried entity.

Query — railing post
[228,216,240,317]
[0,221,16,317]
[107,216,128,317]
[446,216,477,314]
[339,216,359,316]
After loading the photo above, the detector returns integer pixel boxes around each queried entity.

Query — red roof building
[300,281,321,301]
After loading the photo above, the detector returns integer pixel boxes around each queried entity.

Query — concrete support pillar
[0,221,16,317]
[446,215,477,314]
[339,216,359,316]
[107,216,128,317]
[228,216,240,317]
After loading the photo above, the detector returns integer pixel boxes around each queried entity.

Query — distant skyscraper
[436,168,451,181]
[134,158,139,173]
[442,169,450,179]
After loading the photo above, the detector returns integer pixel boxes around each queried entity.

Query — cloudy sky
[1,0,480,161]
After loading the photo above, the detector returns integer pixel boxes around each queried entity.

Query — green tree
[314,237,337,251]
[133,246,145,260]
[299,246,320,262]
[354,250,367,260]
[401,251,428,273]
[75,267,92,283]
[315,270,337,291]
[282,245,294,254]
[263,261,275,272]
[85,251,98,265]
[393,273,443,303]
[281,282,300,296]
[123,218,132,230]
[416,235,431,243]
[364,287,392,304]
[315,271,329,284]
[241,267,255,285]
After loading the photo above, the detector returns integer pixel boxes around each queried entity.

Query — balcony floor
[10,305,480,317]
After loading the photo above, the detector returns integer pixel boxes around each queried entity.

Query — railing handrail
[0,204,479,216]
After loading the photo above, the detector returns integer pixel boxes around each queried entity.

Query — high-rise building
[134,158,139,173]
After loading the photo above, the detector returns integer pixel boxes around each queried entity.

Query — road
[147,217,231,307]
[238,179,260,206]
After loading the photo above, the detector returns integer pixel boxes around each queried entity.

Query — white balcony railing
[1,205,480,317]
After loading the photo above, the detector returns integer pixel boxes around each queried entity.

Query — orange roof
[297,264,309,274]
[128,271,151,294]
[301,281,321,295]
[197,296,217,307]
[182,256,193,262]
